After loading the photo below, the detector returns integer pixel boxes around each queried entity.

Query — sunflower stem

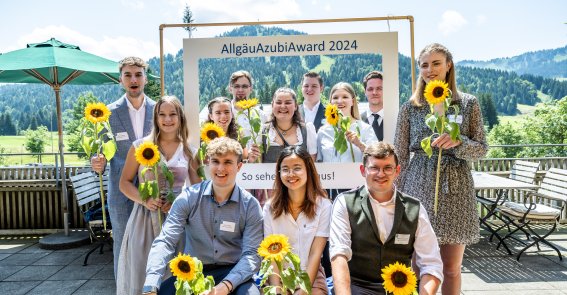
[153,164,162,230]
[348,141,355,163]
[92,122,107,231]
[434,147,442,216]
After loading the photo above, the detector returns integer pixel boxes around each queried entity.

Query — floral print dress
[394,92,488,245]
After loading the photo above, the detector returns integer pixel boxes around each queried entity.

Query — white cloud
[476,14,487,25]
[437,10,468,36]
[121,0,145,10]
[13,25,175,61]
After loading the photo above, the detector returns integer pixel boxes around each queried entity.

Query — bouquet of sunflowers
[81,102,117,230]
[169,253,215,295]
[257,234,311,295]
[381,262,418,295]
[134,142,175,229]
[420,80,461,215]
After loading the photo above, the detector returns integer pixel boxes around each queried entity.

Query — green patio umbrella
[0,38,120,236]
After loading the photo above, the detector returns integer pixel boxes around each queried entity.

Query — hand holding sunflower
[381,262,418,295]
[169,253,215,295]
[325,104,358,162]
[81,101,117,231]
[197,123,226,180]
[235,98,264,160]
[420,80,462,215]
[258,234,312,295]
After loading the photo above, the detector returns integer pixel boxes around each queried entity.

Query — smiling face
[229,76,253,102]
[157,101,179,135]
[120,65,147,99]
[360,155,400,198]
[301,76,322,104]
[209,101,233,132]
[208,152,242,189]
[330,88,354,118]
[419,51,452,84]
[272,92,297,123]
[365,78,383,110]
[279,154,308,192]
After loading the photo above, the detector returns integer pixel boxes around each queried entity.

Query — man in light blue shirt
[143,137,263,295]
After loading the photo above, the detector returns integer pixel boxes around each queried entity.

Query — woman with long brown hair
[263,145,331,295]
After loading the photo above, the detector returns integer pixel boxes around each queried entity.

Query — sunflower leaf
[259,259,272,277]
[297,271,312,295]
[196,166,207,181]
[262,286,278,295]
[421,136,433,158]
[280,267,296,292]
[285,253,301,271]
[101,140,116,161]
[435,116,444,133]
[448,122,462,141]
[81,135,92,156]
[425,114,437,132]
[161,163,174,187]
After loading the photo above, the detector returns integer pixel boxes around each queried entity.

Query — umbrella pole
[54,86,70,236]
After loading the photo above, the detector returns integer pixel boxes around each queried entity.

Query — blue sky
[1,0,566,62]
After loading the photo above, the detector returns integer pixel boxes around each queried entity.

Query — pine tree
[182,4,196,38]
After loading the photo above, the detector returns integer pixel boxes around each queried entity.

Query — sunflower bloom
[200,122,226,144]
[235,98,259,110]
[84,102,111,123]
[170,253,197,281]
[424,80,450,105]
[258,234,291,262]
[325,104,339,126]
[135,142,160,167]
[381,262,417,295]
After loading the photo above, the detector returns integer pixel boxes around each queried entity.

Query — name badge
[394,234,410,245]
[220,221,236,232]
[448,115,463,124]
[116,132,129,141]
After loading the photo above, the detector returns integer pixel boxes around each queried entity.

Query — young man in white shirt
[330,142,442,294]
[299,71,326,131]
[361,71,384,141]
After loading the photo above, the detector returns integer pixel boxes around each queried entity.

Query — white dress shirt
[263,197,332,270]
[266,122,317,155]
[329,188,443,281]
[302,101,321,125]
[125,95,147,140]
[316,120,378,163]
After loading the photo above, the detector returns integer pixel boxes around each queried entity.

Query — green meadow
[0,132,87,166]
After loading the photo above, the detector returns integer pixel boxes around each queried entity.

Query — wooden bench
[69,168,112,266]
[496,168,567,261]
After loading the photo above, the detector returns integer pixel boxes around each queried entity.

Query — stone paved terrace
[1,226,567,295]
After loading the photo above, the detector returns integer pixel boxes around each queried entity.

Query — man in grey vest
[360,71,384,141]
[91,56,156,278]
[330,142,442,294]
[299,71,326,131]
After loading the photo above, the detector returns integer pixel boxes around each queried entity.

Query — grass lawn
[0,132,87,166]
[312,55,335,74]
[497,103,536,127]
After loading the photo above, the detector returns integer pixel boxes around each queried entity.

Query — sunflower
[423,80,450,105]
[200,123,226,144]
[325,104,339,126]
[84,102,111,123]
[135,142,160,167]
[258,234,291,262]
[234,98,259,110]
[169,253,197,281]
[381,262,417,295]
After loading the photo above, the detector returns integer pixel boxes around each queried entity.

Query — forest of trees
[1,25,567,137]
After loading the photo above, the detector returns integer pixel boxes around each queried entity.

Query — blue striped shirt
[145,180,263,289]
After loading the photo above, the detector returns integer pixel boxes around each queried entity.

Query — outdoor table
[472,172,539,254]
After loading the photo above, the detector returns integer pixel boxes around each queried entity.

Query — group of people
[91,42,487,295]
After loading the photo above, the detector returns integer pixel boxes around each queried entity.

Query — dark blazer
[299,102,326,132]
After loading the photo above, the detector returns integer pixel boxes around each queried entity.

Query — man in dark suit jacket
[299,71,326,131]
[361,71,384,141]
[91,56,156,278]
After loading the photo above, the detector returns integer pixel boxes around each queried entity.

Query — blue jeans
[159,265,260,295]
[108,199,133,278]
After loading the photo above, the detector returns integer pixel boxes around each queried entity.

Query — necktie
[372,114,383,141]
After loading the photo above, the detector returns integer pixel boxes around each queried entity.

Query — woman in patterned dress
[394,43,488,294]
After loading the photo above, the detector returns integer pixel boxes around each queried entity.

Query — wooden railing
[1,157,566,232]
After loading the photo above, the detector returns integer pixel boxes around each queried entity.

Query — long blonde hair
[329,82,360,120]
[148,96,193,160]
[410,43,460,107]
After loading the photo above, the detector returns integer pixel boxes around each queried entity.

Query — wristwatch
[142,285,158,294]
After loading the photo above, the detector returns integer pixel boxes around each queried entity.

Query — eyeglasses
[280,167,304,175]
[232,84,250,90]
[365,165,396,175]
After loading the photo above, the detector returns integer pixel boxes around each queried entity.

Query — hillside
[458,45,567,79]
[1,25,567,136]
